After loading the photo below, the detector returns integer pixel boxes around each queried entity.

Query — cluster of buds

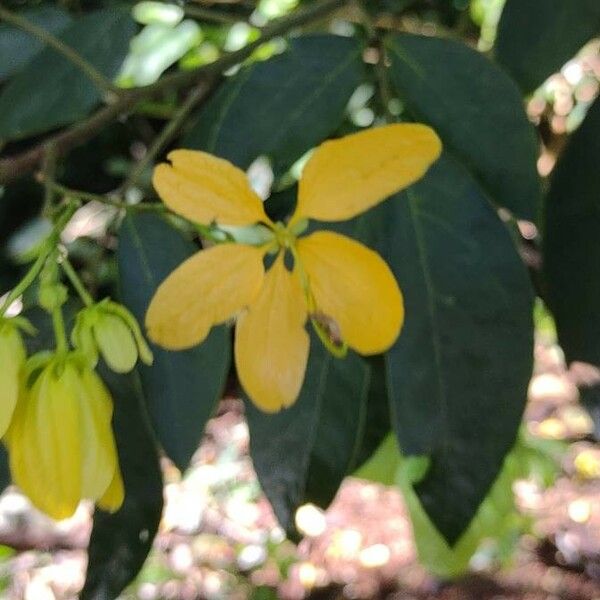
[0,246,152,520]
[5,352,125,519]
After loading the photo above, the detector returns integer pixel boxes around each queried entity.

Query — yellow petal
[0,326,25,437]
[297,231,404,355]
[97,465,125,512]
[79,369,120,504]
[293,124,441,223]
[14,371,67,518]
[38,365,83,519]
[11,367,82,520]
[235,254,309,412]
[146,244,266,350]
[153,150,271,226]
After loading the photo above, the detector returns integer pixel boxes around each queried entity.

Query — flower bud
[6,353,124,520]
[0,317,31,437]
[72,300,153,373]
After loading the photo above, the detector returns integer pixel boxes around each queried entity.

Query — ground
[1,329,600,600]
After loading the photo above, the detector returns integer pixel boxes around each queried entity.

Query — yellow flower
[0,317,31,437]
[146,124,442,411]
[72,299,153,373]
[6,353,124,520]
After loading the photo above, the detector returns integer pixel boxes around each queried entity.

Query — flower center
[273,222,297,250]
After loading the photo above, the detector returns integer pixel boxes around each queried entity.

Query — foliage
[0,0,598,596]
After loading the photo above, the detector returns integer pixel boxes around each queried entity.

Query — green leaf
[386,33,540,221]
[246,340,370,535]
[495,0,600,93]
[81,368,163,600]
[544,98,600,367]
[184,34,366,173]
[0,8,135,141]
[353,433,400,487]
[118,213,230,471]
[0,6,72,81]
[357,433,535,578]
[358,154,533,544]
[398,439,525,578]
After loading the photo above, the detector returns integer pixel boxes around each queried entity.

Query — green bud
[39,260,68,312]
[219,224,275,246]
[95,312,138,373]
[72,300,153,373]
[38,282,68,312]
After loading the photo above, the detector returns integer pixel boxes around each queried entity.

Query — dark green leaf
[360,154,533,544]
[349,356,391,471]
[184,34,365,173]
[118,212,230,471]
[544,98,600,367]
[0,6,72,81]
[495,0,600,93]
[246,340,370,535]
[386,33,540,221]
[81,368,163,600]
[0,8,135,141]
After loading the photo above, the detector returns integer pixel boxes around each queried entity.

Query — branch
[122,77,218,192]
[0,5,118,98]
[184,5,247,25]
[0,96,140,185]
[0,0,347,185]
[356,1,396,122]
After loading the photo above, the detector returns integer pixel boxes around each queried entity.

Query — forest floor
[1,330,600,600]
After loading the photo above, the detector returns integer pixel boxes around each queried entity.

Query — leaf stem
[51,304,68,353]
[0,5,119,98]
[0,203,79,317]
[60,256,94,307]
[0,249,49,317]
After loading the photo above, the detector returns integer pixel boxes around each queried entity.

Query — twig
[184,5,247,25]
[0,0,348,185]
[122,77,219,192]
[42,142,57,216]
[356,0,396,122]
[0,5,118,98]
[43,179,166,212]
[373,38,396,122]
[0,96,140,185]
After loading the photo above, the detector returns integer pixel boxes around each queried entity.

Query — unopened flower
[6,353,124,520]
[146,124,441,411]
[72,299,153,373]
[0,316,32,437]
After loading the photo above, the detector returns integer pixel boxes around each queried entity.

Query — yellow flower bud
[6,353,124,520]
[0,318,29,438]
[72,300,153,374]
